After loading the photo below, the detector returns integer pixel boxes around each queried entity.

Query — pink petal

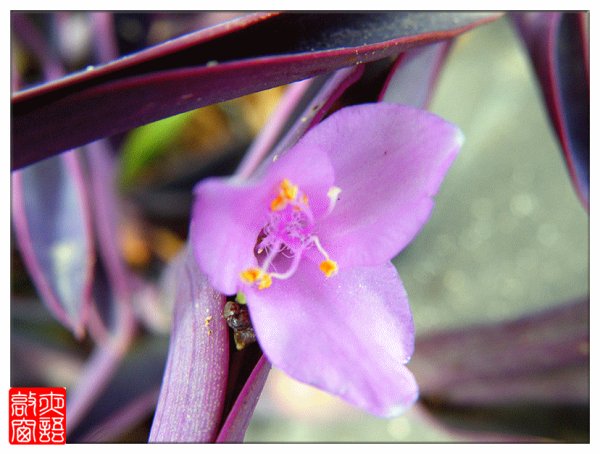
[308,103,463,268]
[192,144,333,295]
[246,260,418,417]
[191,178,272,295]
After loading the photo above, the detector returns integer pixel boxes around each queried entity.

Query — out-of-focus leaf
[379,41,451,107]
[411,299,589,441]
[12,12,501,168]
[149,246,229,442]
[412,298,588,405]
[11,296,86,388]
[119,110,196,187]
[11,153,95,338]
[511,12,589,209]
[85,140,132,298]
[69,336,168,442]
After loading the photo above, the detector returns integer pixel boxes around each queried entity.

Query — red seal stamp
[9,387,66,444]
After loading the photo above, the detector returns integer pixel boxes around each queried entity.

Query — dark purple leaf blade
[69,336,168,442]
[411,298,588,406]
[512,12,589,209]
[149,246,229,443]
[410,298,588,440]
[379,41,452,108]
[12,12,501,169]
[11,153,95,338]
[270,65,365,161]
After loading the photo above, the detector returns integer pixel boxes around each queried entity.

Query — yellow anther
[240,268,272,290]
[270,194,287,211]
[270,179,301,211]
[280,179,298,200]
[319,259,339,278]
[258,273,272,289]
[240,268,262,284]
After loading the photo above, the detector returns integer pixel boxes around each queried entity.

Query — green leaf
[119,110,195,187]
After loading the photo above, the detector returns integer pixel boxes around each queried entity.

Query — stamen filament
[270,252,303,281]
[310,235,331,261]
[259,240,282,274]
[309,235,339,278]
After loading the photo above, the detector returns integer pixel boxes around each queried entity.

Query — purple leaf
[512,12,589,209]
[11,153,95,338]
[216,356,271,442]
[84,140,130,302]
[270,65,365,160]
[410,298,589,406]
[69,336,167,442]
[379,41,452,107]
[237,65,364,178]
[12,12,500,169]
[11,296,86,386]
[235,78,316,179]
[149,246,229,442]
[79,389,160,442]
[11,13,97,338]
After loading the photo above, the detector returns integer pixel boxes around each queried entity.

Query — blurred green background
[243,16,589,442]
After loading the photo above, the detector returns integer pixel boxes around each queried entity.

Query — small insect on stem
[223,300,257,350]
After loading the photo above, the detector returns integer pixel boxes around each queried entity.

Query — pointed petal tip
[361,365,420,418]
[382,401,419,419]
[454,125,466,147]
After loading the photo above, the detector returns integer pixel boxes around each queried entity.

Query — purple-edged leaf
[11,153,95,338]
[12,12,501,168]
[379,41,452,107]
[69,336,168,442]
[216,356,271,442]
[512,12,589,209]
[234,79,315,179]
[79,389,159,442]
[410,298,589,406]
[239,64,364,177]
[11,296,86,386]
[149,246,229,443]
[85,140,131,301]
[271,65,365,161]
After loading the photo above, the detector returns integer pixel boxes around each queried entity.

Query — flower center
[240,178,340,290]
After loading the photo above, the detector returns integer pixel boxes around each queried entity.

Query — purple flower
[191,103,463,417]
